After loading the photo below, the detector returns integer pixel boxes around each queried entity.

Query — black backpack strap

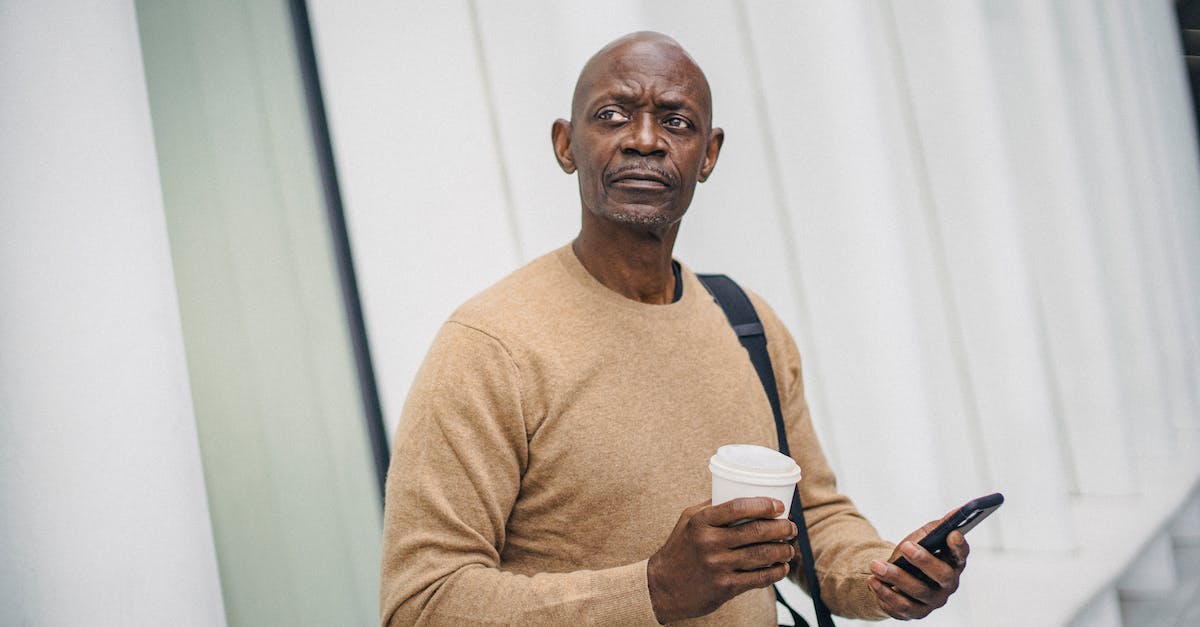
[698,273,835,627]
[776,586,810,627]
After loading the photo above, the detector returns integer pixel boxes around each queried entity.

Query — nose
[621,113,667,157]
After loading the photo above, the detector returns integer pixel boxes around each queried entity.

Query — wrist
[646,553,673,624]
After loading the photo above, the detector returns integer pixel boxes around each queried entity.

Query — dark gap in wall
[1177,1,1200,140]
[287,0,390,502]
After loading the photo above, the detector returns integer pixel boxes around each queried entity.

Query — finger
[728,541,796,572]
[725,517,797,549]
[675,500,711,526]
[728,561,790,594]
[868,576,929,621]
[947,531,970,569]
[870,558,940,605]
[704,497,785,527]
[673,500,710,535]
[897,540,957,589]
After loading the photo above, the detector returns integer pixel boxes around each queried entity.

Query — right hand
[646,497,798,623]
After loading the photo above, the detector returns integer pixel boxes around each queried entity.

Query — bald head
[571,32,713,127]
[550,31,724,234]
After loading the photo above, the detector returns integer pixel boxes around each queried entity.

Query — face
[552,37,724,231]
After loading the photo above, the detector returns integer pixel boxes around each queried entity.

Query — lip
[610,170,671,189]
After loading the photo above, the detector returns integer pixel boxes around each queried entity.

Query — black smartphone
[891,492,1004,587]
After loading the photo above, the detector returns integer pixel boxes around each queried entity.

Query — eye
[596,108,630,122]
[663,116,694,129]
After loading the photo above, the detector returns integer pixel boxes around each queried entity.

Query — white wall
[311,1,1200,624]
[0,1,225,624]
[134,0,385,624]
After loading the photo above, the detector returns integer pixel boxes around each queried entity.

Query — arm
[749,294,896,620]
[380,322,658,626]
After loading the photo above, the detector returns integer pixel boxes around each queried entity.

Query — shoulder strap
[697,274,836,627]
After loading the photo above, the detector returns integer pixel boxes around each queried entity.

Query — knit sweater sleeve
[380,321,659,627]
[748,293,896,621]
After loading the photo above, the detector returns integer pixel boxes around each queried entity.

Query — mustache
[608,162,676,185]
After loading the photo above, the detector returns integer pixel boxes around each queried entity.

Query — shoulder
[686,268,804,372]
[744,289,793,346]
[691,273,792,343]
[734,282,805,380]
[447,246,570,340]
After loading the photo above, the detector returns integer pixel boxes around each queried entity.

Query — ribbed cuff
[821,546,895,620]
[586,559,660,625]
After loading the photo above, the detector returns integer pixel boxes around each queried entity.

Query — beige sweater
[381,245,894,626]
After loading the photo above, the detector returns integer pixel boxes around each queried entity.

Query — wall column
[889,0,1075,551]
[741,0,982,544]
[984,0,1140,496]
[0,1,225,624]
[1096,0,1200,440]
[1051,0,1180,457]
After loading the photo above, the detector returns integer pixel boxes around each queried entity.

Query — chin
[593,202,683,229]
[609,211,674,228]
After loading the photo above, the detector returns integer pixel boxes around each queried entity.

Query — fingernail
[774,500,785,515]
[790,522,798,537]
[870,560,887,576]
[902,542,919,558]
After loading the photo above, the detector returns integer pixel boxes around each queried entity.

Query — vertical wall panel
[469,0,590,261]
[742,0,975,549]
[1051,0,1178,457]
[889,0,1075,551]
[137,1,383,623]
[309,0,519,434]
[0,1,225,623]
[983,0,1139,496]
[1130,1,1200,430]
[1142,2,1200,362]
[869,0,1003,532]
[1096,0,1200,438]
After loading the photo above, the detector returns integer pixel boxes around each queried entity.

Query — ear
[698,127,724,183]
[551,119,576,174]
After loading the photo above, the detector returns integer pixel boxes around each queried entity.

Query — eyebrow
[654,95,691,111]
[599,88,639,105]
[595,90,698,113]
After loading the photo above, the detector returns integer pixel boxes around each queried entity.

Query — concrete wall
[0,2,225,624]
[135,0,383,624]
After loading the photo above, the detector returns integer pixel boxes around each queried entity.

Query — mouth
[609,169,671,190]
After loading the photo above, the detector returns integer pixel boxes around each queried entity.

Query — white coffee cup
[709,444,802,519]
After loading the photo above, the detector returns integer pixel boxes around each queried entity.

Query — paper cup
[709,444,802,519]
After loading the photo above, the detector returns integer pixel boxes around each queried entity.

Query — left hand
[867,508,969,620]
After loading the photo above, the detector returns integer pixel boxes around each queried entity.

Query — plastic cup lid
[709,444,801,484]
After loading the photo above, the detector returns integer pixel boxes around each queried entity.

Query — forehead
[573,40,712,114]
[603,41,698,79]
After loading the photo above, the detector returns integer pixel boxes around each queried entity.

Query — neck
[573,211,679,305]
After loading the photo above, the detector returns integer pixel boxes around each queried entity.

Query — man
[381,32,968,625]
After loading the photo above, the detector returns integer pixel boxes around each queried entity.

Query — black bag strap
[698,274,836,627]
